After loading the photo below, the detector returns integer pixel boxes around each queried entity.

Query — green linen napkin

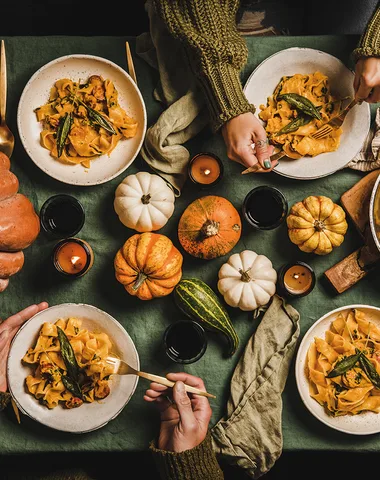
[348,107,380,172]
[211,294,300,479]
[136,0,209,197]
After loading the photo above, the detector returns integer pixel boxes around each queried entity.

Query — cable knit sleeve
[153,0,255,132]
[352,5,380,61]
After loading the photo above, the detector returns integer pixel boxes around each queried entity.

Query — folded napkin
[136,0,209,197]
[211,294,300,479]
[348,107,380,172]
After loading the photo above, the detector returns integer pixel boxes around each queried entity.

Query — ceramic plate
[244,47,371,180]
[17,54,147,186]
[7,303,139,433]
[295,304,380,435]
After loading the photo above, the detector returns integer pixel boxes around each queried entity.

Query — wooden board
[324,170,380,293]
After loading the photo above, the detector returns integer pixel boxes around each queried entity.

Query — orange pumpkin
[114,232,183,300]
[178,195,242,259]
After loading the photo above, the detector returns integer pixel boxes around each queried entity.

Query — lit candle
[188,153,223,187]
[277,261,316,298]
[52,238,94,277]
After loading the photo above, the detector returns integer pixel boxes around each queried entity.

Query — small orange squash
[114,232,183,300]
[178,195,241,259]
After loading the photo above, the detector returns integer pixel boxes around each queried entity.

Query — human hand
[144,372,212,452]
[354,57,380,103]
[221,112,278,172]
[0,302,48,392]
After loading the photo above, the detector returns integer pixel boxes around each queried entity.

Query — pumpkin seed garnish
[56,112,73,158]
[278,93,322,120]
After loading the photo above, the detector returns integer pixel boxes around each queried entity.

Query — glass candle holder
[242,185,288,230]
[188,152,224,188]
[52,237,94,278]
[163,320,207,364]
[40,194,85,238]
[277,261,316,298]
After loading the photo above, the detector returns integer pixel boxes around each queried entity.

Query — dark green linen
[0,35,380,458]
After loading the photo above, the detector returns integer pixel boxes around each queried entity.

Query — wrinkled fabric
[136,0,208,196]
[348,107,380,172]
[211,294,300,479]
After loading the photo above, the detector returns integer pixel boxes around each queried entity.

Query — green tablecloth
[1,34,380,456]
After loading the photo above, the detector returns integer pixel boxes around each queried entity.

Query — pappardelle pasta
[34,75,138,168]
[22,317,115,409]
[307,309,380,417]
[259,71,344,159]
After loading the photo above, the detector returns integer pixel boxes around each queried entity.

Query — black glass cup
[242,185,288,230]
[40,194,85,238]
[163,320,207,364]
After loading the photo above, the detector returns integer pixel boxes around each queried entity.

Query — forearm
[153,0,255,131]
[353,5,380,61]
[150,432,224,480]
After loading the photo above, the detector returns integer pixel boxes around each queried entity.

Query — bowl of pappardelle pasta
[7,303,139,433]
[17,54,147,186]
[295,304,380,435]
[244,47,371,180]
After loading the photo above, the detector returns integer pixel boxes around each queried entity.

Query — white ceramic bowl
[17,54,147,186]
[7,303,139,433]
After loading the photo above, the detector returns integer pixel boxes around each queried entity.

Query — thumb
[254,138,272,170]
[173,381,195,428]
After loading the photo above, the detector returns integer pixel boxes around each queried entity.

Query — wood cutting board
[324,169,380,293]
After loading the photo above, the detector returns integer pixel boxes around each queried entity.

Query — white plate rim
[7,302,140,433]
[295,303,380,435]
[17,54,147,186]
[243,46,371,180]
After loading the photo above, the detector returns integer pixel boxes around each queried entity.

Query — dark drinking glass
[40,194,85,238]
[242,185,288,230]
[163,320,207,364]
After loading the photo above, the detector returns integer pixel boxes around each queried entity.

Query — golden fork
[105,355,216,399]
[125,41,137,85]
[0,40,15,158]
[310,98,359,140]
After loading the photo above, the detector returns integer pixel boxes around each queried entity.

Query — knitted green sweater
[150,432,224,479]
[154,0,380,132]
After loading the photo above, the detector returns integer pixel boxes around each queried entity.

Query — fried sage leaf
[57,326,80,381]
[56,112,73,158]
[359,354,380,388]
[275,113,312,135]
[326,352,361,378]
[62,375,83,399]
[78,99,117,135]
[278,93,322,120]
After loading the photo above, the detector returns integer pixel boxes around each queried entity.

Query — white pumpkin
[114,171,175,232]
[217,250,277,311]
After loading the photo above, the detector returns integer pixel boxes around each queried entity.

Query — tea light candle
[188,152,223,187]
[277,261,316,298]
[52,238,94,277]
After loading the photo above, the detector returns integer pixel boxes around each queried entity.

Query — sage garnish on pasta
[275,113,312,135]
[56,112,73,158]
[326,351,361,378]
[57,326,80,381]
[62,375,83,400]
[359,354,380,388]
[278,93,322,120]
[77,99,117,135]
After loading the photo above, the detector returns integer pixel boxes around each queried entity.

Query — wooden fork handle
[0,40,6,122]
[137,371,216,399]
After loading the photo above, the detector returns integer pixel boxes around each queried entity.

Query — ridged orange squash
[178,195,241,259]
[114,232,183,300]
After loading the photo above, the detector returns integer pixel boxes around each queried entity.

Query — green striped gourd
[174,278,239,356]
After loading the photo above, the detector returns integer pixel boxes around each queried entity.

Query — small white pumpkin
[114,171,175,232]
[217,250,277,311]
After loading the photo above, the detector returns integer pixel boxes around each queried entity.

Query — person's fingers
[355,75,374,102]
[3,302,49,329]
[367,85,380,103]
[254,159,279,173]
[149,382,169,393]
[145,388,166,399]
[166,372,205,390]
[172,381,196,429]
[252,138,271,170]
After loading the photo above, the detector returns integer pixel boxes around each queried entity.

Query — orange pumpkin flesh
[178,195,242,259]
[114,232,183,300]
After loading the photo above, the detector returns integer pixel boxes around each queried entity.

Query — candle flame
[204,169,211,175]
[71,256,81,266]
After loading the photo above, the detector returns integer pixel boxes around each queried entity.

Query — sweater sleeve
[149,431,224,479]
[352,5,380,61]
[153,0,255,132]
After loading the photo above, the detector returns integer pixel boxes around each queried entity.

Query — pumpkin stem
[141,194,151,205]
[132,272,148,290]
[200,220,220,237]
[314,220,325,232]
[239,268,251,282]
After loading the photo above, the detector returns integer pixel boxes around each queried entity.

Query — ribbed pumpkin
[114,232,183,300]
[178,195,241,260]
[287,195,348,255]
[0,152,40,292]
